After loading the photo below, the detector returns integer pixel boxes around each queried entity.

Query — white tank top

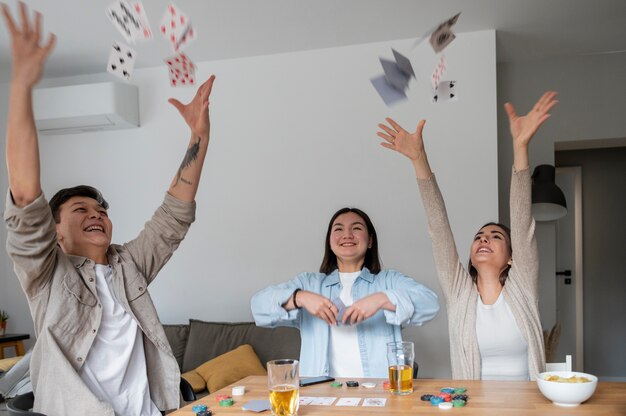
[329,271,364,377]
[476,291,529,380]
[80,264,161,416]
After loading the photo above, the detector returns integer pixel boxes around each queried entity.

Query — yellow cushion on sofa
[195,344,267,393]
[181,370,206,393]
[0,356,23,373]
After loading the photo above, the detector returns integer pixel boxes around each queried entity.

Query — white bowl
[537,371,598,407]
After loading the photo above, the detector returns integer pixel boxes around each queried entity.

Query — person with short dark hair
[2,2,216,415]
[376,91,558,380]
[251,207,439,378]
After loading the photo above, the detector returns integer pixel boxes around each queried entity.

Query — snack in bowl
[537,371,598,407]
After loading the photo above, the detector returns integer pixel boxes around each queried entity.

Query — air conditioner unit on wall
[33,82,139,135]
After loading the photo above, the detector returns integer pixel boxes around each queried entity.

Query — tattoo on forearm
[174,137,200,186]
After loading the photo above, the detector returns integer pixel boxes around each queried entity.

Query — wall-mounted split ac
[33,82,139,135]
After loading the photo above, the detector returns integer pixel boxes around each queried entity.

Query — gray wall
[0,31,498,377]
[497,51,626,378]
[555,147,626,380]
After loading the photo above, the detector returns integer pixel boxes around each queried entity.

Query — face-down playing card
[107,41,136,81]
[430,12,461,53]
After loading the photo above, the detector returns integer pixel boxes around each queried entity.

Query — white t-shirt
[328,271,364,378]
[476,291,529,380]
[80,264,161,416]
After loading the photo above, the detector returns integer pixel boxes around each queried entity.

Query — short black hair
[49,185,109,223]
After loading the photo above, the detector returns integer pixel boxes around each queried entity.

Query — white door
[554,167,583,371]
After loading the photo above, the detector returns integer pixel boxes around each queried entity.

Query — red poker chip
[382,380,390,390]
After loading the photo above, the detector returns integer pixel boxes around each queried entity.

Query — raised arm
[167,75,216,202]
[2,2,56,207]
[504,91,558,289]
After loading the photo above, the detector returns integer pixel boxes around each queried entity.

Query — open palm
[168,75,215,141]
[505,91,558,147]
[376,118,426,161]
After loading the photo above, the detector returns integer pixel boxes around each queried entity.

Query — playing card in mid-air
[164,52,196,87]
[160,3,196,52]
[105,0,143,44]
[433,80,458,103]
[430,12,461,53]
[430,55,447,90]
[107,41,136,81]
[370,75,408,106]
[131,1,153,41]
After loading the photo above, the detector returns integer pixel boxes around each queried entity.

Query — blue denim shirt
[251,268,439,377]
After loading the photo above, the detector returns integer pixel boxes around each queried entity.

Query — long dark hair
[468,222,512,286]
[319,208,382,275]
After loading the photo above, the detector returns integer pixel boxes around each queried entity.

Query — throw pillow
[195,344,267,393]
[181,370,206,393]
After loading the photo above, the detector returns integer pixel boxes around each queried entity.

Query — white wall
[1,30,497,377]
[497,53,626,336]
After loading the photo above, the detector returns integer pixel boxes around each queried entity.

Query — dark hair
[319,207,382,275]
[49,185,109,223]
[468,222,512,286]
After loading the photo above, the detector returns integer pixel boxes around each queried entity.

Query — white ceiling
[1,0,626,83]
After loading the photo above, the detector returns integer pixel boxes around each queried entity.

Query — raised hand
[1,1,56,88]
[377,118,426,161]
[504,91,558,149]
[168,75,216,142]
[297,291,338,326]
[342,292,391,325]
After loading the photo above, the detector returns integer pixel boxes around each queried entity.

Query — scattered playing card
[242,399,271,412]
[429,12,461,53]
[363,397,387,407]
[370,75,408,106]
[430,55,447,90]
[131,1,153,41]
[107,41,136,81]
[336,398,361,406]
[105,0,143,44]
[164,52,196,87]
[392,48,416,79]
[160,2,195,52]
[299,396,314,406]
[433,80,457,103]
[310,397,336,406]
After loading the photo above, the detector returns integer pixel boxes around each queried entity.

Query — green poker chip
[330,382,343,387]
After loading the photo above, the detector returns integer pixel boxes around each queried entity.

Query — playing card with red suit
[160,2,196,52]
[164,52,196,87]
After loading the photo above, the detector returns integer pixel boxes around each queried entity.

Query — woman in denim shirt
[251,208,439,378]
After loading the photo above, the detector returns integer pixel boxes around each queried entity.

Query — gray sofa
[162,320,301,396]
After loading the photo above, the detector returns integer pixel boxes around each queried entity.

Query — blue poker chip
[430,396,444,406]
[440,387,456,394]
[192,404,207,412]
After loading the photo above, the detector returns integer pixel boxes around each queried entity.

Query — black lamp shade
[531,164,567,221]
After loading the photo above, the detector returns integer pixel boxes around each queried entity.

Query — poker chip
[219,398,234,407]
[215,394,231,402]
[362,382,376,389]
[196,411,212,416]
[330,382,343,388]
[382,380,390,390]
[420,394,434,401]
[454,387,467,394]
[232,385,246,396]
[438,402,453,410]
[438,393,452,402]
[346,380,359,387]
[440,387,456,394]
[452,399,466,407]
[430,396,444,406]
[191,404,207,412]
[452,394,468,401]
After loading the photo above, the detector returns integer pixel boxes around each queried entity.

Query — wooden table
[172,375,626,415]
[0,333,30,359]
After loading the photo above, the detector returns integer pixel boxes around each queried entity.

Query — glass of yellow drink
[387,341,414,395]
[267,359,299,416]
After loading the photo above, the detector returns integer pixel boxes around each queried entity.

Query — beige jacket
[417,168,545,380]
[5,191,196,415]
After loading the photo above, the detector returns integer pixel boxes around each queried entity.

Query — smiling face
[55,196,113,263]
[328,211,372,272]
[470,224,512,274]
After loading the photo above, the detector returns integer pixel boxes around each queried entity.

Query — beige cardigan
[417,167,545,380]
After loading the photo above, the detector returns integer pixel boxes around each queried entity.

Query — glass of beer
[386,341,414,395]
[267,359,299,416]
